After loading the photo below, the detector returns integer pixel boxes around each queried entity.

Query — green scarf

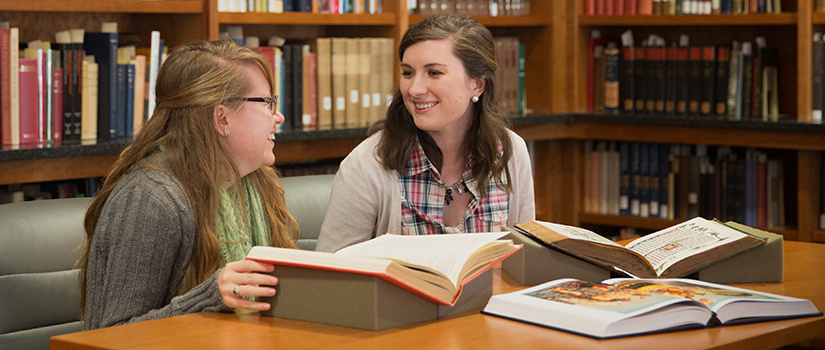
[215,176,271,267]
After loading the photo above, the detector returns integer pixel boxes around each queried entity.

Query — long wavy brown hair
[78,40,298,316]
[370,14,513,197]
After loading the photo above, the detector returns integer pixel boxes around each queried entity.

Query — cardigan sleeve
[83,170,230,330]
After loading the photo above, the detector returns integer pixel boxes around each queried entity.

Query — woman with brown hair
[79,39,297,329]
[316,14,535,252]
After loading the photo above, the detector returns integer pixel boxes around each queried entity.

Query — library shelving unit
[0,0,210,186]
[567,0,825,243]
[0,0,562,215]
[3,1,821,243]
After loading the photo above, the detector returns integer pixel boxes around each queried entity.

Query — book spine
[700,45,717,116]
[664,45,677,114]
[604,43,620,115]
[52,68,63,147]
[292,44,304,132]
[740,42,754,121]
[714,44,731,116]
[125,63,135,139]
[674,46,690,115]
[19,58,39,147]
[72,41,83,141]
[653,45,666,114]
[115,64,127,140]
[282,44,294,132]
[620,46,635,113]
[634,47,646,113]
[817,34,825,126]
[0,27,10,146]
[83,32,119,141]
[687,46,703,115]
[619,142,631,216]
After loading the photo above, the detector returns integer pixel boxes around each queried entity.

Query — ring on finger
[233,285,240,297]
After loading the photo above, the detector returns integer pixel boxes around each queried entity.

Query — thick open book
[514,217,766,279]
[483,278,822,339]
[246,232,521,306]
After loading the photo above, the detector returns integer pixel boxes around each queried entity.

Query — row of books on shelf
[410,0,531,16]
[0,178,100,204]
[584,0,782,16]
[588,30,780,122]
[226,28,526,132]
[582,140,788,230]
[218,0,384,14]
[0,21,164,150]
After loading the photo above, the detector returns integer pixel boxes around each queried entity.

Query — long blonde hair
[79,40,298,315]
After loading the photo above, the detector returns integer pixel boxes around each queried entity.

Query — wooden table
[52,241,825,349]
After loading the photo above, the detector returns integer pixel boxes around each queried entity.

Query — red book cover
[625,0,637,15]
[245,234,521,306]
[52,68,63,147]
[585,0,596,15]
[605,0,614,15]
[587,34,606,113]
[18,58,39,147]
[638,0,653,15]
[1,27,10,146]
[615,0,625,15]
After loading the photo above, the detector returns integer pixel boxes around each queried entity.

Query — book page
[335,232,509,285]
[624,217,752,276]
[533,221,624,247]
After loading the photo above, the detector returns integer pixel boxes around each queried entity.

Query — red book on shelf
[625,0,637,15]
[615,0,625,15]
[638,0,653,15]
[585,0,596,15]
[18,58,39,148]
[1,27,11,146]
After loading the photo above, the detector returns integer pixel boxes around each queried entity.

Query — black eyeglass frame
[228,96,279,114]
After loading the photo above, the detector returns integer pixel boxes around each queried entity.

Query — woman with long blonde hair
[79,39,297,329]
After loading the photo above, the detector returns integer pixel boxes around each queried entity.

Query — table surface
[51,241,825,350]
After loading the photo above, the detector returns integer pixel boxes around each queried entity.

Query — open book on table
[513,217,766,279]
[482,278,822,339]
[246,232,521,306]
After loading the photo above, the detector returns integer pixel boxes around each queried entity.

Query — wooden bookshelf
[570,0,824,243]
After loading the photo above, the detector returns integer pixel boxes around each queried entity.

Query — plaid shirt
[399,140,509,235]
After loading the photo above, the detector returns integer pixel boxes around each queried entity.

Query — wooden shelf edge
[0,0,204,14]
[218,12,396,25]
[579,13,798,26]
[409,14,551,27]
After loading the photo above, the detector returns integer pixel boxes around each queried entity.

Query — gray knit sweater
[83,165,231,330]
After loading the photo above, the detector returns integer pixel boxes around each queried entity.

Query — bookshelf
[570,0,825,243]
[1,1,823,243]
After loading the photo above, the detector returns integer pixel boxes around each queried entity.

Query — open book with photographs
[482,277,822,339]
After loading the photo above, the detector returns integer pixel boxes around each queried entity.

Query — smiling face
[400,38,485,139]
[216,63,285,179]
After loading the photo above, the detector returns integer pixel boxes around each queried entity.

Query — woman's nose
[274,111,285,125]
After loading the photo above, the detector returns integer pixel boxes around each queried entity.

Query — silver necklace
[445,181,466,205]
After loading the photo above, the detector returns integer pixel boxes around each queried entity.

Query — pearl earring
[472,95,479,103]
[224,128,230,138]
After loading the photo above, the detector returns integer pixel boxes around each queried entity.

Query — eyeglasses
[229,96,279,115]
